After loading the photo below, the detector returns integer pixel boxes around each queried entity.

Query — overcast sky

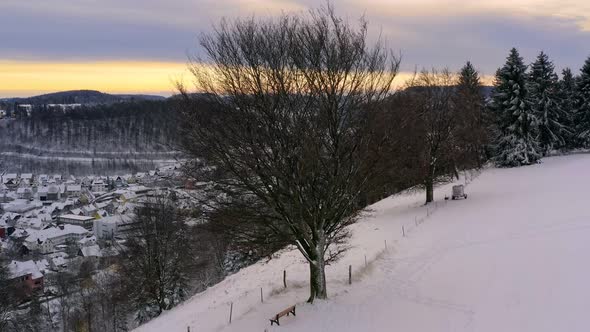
[1,0,590,97]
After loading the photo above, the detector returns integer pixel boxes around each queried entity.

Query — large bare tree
[179,5,399,302]
[404,69,458,203]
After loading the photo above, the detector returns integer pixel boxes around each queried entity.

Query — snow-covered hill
[135,154,590,332]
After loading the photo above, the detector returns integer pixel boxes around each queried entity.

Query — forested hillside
[0,100,179,175]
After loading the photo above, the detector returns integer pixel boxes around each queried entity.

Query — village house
[16,187,33,200]
[37,174,49,185]
[24,224,88,254]
[114,176,126,187]
[52,174,62,184]
[91,179,107,194]
[2,173,19,188]
[47,184,60,201]
[4,200,41,214]
[20,173,33,185]
[65,184,82,197]
[93,215,134,239]
[77,235,97,248]
[8,260,44,297]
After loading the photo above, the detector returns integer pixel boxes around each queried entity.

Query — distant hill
[1,90,167,105]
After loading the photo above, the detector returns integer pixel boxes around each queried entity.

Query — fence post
[229,302,233,324]
[260,287,263,303]
[348,265,352,285]
[402,225,405,237]
[187,327,190,332]
[283,270,287,288]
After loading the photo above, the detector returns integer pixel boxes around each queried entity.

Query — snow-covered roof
[35,259,50,273]
[16,187,32,194]
[25,224,88,243]
[80,245,102,257]
[78,235,96,245]
[98,214,133,225]
[66,184,82,191]
[60,214,95,221]
[20,174,33,180]
[8,260,43,279]
[47,185,59,194]
[95,201,109,209]
[82,205,97,213]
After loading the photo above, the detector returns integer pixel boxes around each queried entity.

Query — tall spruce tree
[491,48,541,167]
[456,61,488,167]
[558,68,577,149]
[528,51,566,154]
[575,56,590,147]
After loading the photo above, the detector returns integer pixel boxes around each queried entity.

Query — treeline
[491,48,590,166]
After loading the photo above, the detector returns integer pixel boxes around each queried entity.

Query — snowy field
[135,154,590,332]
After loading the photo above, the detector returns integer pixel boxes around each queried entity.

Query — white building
[20,174,33,185]
[66,184,82,197]
[78,235,97,248]
[59,214,95,229]
[24,224,88,254]
[2,174,18,187]
[93,215,133,239]
[91,180,107,194]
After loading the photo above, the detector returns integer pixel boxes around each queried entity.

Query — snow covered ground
[135,154,590,332]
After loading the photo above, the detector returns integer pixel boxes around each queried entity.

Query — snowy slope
[135,154,590,332]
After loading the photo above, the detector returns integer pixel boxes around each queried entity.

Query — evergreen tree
[491,48,541,167]
[456,61,488,167]
[575,56,590,147]
[528,51,567,154]
[558,68,577,149]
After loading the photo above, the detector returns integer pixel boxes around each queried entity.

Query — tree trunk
[307,257,327,303]
[307,234,328,303]
[425,178,434,204]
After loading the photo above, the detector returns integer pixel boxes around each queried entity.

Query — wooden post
[402,225,405,237]
[229,302,233,324]
[260,287,263,303]
[348,265,352,285]
[187,327,190,332]
[283,270,287,288]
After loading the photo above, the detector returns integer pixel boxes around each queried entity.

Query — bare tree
[120,199,194,322]
[403,69,459,203]
[179,5,399,302]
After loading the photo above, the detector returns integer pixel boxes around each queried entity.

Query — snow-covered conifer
[558,68,577,149]
[491,48,541,167]
[575,57,590,147]
[528,51,567,154]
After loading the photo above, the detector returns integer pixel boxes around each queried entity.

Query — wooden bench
[269,305,296,326]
